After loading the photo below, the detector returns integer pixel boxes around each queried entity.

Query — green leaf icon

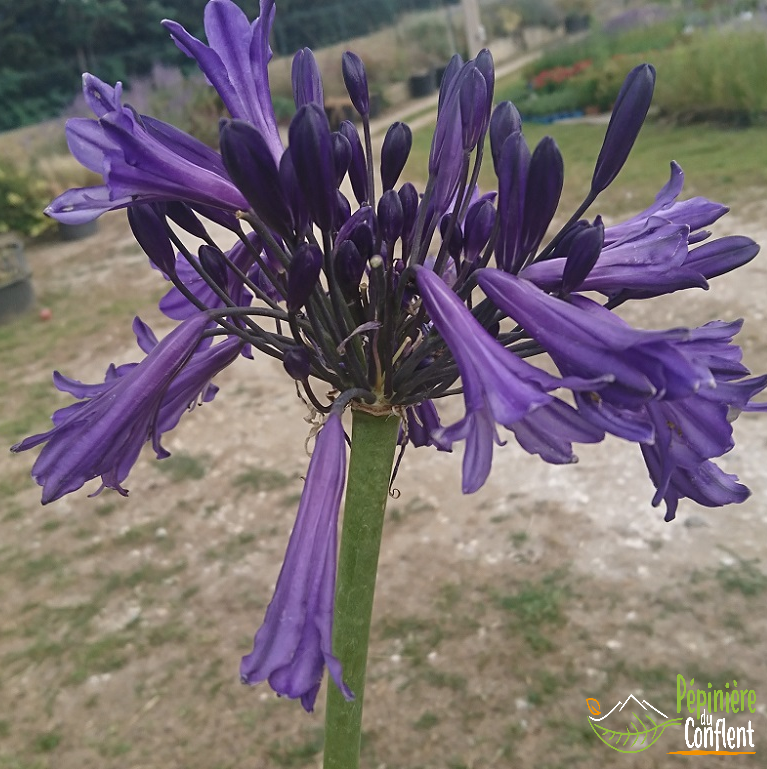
[589,711,684,753]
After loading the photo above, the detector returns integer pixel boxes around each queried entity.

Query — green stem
[323,408,401,769]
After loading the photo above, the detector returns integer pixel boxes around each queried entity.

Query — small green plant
[0,159,54,238]
[33,731,62,752]
[233,466,292,491]
[155,452,207,482]
[495,569,570,651]
[716,555,767,597]
[413,711,439,730]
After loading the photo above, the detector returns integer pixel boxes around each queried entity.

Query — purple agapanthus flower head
[13,0,766,712]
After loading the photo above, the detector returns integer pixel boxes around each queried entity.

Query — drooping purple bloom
[163,0,283,162]
[416,266,604,492]
[11,313,212,503]
[478,269,713,408]
[241,413,353,711]
[47,78,247,224]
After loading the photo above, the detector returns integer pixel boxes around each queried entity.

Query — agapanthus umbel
[12,0,764,709]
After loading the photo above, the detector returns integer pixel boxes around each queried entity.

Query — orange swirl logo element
[586,698,601,717]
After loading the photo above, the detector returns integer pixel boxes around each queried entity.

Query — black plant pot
[408,70,437,99]
[0,277,35,324]
[58,220,98,241]
[0,235,34,323]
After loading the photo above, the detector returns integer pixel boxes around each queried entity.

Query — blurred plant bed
[652,29,767,126]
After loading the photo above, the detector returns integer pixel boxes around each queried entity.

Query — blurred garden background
[2,0,767,767]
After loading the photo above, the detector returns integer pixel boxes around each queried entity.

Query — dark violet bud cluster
[16,0,766,714]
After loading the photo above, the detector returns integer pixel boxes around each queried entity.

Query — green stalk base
[323,408,400,769]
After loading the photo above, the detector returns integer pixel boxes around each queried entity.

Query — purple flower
[638,320,767,520]
[240,413,353,711]
[416,266,604,492]
[478,269,713,409]
[11,313,212,503]
[47,77,247,224]
[521,163,758,298]
[162,0,283,162]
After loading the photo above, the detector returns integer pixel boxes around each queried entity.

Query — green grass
[267,728,324,767]
[716,555,767,597]
[413,711,439,730]
[494,569,570,652]
[233,466,293,492]
[32,731,61,753]
[155,451,207,482]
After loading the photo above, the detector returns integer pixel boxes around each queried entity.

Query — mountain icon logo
[587,694,683,753]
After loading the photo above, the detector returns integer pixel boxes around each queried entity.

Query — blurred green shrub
[0,159,55,239]
[653,30,767,124]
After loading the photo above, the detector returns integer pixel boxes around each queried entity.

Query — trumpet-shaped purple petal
[241,413,353,711]
[47,87,247,223]
[478,269,713,408]
[163,0,283,162]
[416,266,603,492]
[11,313,211,503]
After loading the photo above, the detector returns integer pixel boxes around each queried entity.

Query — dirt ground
[2,189,767,769]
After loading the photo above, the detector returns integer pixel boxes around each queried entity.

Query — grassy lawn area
[405,116,767,221]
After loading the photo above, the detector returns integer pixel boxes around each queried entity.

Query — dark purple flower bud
[405,400,444,448]
[380,122,412,192]
[335,239,365,296]
[335,190,352,228]
[549,220,589,260]
[438,54,463,112]
[439,214,464,258]
[521,136,564,259]
[279,149,309,235]
[287,243,323,312]
[474,49,495,124]
[292,48,324,109]
[341,51,369,116]
[562,217,605,294]
[459,65,487,151]
[331,132,352,187]
[496,132,531,273]
[338,120,368,204]
[489,101,522,176]
[220,119,294,234]
[335,205,374,245]
[127,204,176,276]
[283,346,312,380]
[164,201,209,239]
[199,244,229,293]
[351,223,374,263]
[398,182,419,242]
[463,199,495,262]
[592,63,656,194]
[289,104,336,231]
[378,189,404,243]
